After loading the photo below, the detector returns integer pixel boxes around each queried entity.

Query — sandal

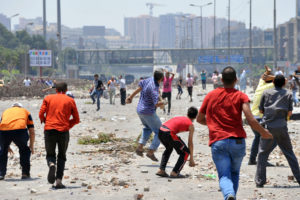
[170,174,187,179]
[156,172,169,177]
[146,153,158,162]
[135,149,144,157]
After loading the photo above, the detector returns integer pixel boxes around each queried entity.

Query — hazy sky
[0,0,296,34]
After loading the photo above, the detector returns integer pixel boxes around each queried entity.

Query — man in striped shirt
[126,70,165,161]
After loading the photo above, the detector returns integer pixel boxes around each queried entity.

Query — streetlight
[9,13,19,31]
[190,2,212,49]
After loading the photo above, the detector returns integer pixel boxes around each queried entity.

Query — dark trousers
[0,130,31,176]
[162,92,172,113]
[249,118,277,162]
[201,80,206,90]
[44,130,69,180]
[187,86,193,97]
[256,126,300,185]
[158,129,190,174]
[120,88,126,105]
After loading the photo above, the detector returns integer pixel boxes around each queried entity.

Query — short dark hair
[187,107,198,119]
[94,74,99,77]
[273,74,285,88]
[154,70,164,82]
[222,66,237,86]
[56,82,68,92]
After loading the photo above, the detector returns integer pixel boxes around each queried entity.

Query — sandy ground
[0,84,300,200]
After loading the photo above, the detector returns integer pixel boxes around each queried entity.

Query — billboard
[198,55,244,64]
[29,50,52,67]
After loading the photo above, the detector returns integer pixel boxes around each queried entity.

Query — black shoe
[248,160,257,165]
[96,108,100,111]
[54,183,66,189]
[226,194,235,200]
[21,174,31,180]
[256,184,264,188]
[266,162,275,167]
[0,175,4,180]
[48,165,56,184]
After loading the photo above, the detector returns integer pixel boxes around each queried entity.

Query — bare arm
[126,87,142,104]
[242,103,273,139]
[196,112,207,125]
[188,125,196,167]
[288,111,292,118]
[28,128,35,154]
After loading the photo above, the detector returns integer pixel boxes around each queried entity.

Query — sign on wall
[29,50,52,67]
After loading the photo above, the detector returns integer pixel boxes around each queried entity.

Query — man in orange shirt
[39,82,80,189]
[0,103,35,180]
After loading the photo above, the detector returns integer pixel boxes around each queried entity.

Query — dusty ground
[0,84,300,200]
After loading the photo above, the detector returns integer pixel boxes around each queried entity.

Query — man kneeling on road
[0,103,35,180]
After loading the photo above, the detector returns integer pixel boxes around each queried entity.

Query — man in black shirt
[90,74,104,111]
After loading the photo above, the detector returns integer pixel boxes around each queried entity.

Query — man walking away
[126,70,165,162]
[0,103,35,180]
[294,66,300,96]
[176,76,183,100]
[186,73,194,102]
[200,70,207,90]
[39,82,80,189]
[289,75,299,107]
[255,74,300,187]
[119,75,126,105]
[197,66,272,200]
[90,74,104,111]
[108,76,116,105]
[162,70,175,115]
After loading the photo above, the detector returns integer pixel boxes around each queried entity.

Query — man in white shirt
[119,75,126,105]
[23,77,31,87]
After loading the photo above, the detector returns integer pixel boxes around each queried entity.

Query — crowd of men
[0,65,300,200]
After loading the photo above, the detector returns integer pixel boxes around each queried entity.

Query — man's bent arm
[196,112,207,125]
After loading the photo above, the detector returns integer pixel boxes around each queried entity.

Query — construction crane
[146,2,164,16]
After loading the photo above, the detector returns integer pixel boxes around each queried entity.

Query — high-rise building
[83,26,105,36]
[124,15,159,48]
[0,13,10,31]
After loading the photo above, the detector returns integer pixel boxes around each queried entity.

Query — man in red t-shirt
[39,82,80,189]
[197,67,272,200]
[156,107,198,178]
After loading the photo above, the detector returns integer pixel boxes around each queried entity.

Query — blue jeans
[90,89,102,109]
[292,90,299,105]
[211,138,246,200]
[138,112,162,150]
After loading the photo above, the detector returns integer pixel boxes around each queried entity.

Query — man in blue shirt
[200,70,207,90]
[126,70,164,161]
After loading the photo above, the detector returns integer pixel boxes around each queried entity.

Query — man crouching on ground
[0,103,35,180]
[39,82,80,189]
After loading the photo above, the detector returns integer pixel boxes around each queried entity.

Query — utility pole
[228,0,231,65]
[43,0,47,40]
[249,0,252,69]
[200,6,203,49]
[213,0,216,68]
[57,0,62,51]
[273,0,278,69]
